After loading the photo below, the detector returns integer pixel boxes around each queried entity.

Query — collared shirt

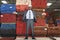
[26,10,34,19]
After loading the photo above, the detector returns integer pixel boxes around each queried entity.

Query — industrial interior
[0,0,60,40]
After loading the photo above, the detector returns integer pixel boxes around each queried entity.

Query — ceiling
[46,0,60,12]
[0,0,60,12]
[1,0,16,4]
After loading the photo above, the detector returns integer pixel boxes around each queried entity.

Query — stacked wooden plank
[16,0,31,12]
[34,27,47,37]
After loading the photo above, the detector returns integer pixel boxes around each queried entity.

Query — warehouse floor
[0,37,60,40]
[16,37,60,40]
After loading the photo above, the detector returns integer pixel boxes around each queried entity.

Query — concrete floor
[0,37,60,40]
[15,37,60,40]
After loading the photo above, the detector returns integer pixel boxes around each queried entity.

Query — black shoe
[32,37,35,39]
[25,37,28,39]
[53,39,56,40]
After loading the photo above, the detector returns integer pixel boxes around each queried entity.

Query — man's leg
[30,20,35,39]
[25,20,30,39]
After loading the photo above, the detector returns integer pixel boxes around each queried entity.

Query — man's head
[28,5,32,10]
[41,12,46,19]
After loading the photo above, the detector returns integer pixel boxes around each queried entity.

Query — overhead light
[47,3,52,6]
[1,0,7,4]
[54,9,60,11]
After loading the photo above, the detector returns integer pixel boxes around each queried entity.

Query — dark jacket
[23,10,36,22]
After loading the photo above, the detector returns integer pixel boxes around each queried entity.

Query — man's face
[42,15,46,19]
[28,7,32,10]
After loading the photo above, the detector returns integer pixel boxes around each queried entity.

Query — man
[23,5,36,39]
